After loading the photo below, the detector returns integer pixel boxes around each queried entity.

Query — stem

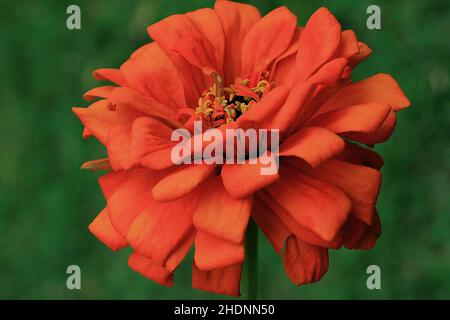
[244,219,258,300]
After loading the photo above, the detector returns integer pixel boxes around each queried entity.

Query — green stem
[244,219,258,300]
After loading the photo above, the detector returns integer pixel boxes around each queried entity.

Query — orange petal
[83,86,116,101]
[241,6,297,76]
[129,117,176,169]
[139,147,177,170]
[344,110,397,145]
[193,176,252,244]
[89,208,127,251]
[165,230,196,273]
[295,7,342,81]
[307,58,349,86]
[266,166,351,242]
[214,0,261,83]
[283,235,329,285]
[107,123,132,170]
[127,192,197,266]
[337,141,384,170]
[153,164,216,202]
[147,13,221,73]
[187,8,224,71]
[251,199,290,254]
[270,27,302,86]
[81,158,112,171]
[279,127,345,167]
[348,41,372,68]
[109,87,180,128]
[120,43,187,108]
[72,100,116,145]
[308,102,391,134]
[194,231,244,271]
[128,252,173,287]
[238,86,289,128]
[221,155,279,199]
[98,170,129,199]
[256,190,343,249]
[267,82,315,134]
[106,169,163,237]
[336,30,359,59]
[192,262,242,297]
[92,68,128,86]
[341,215,373,249]
[320,73,410,114]
[290,158,381,225]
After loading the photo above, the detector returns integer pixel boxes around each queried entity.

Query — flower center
[195,70,272,128]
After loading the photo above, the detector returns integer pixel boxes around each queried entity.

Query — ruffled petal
[128,252,174,287]
[129,117,177,170]
[279,127,345,167]
[265,165,351,242]
[108,87,180,128]
[270,27,302,87]
[147,12,221,73]
[251,199,290,254]
[344,110,397,145]
[283,235,329,285]
[221,153,279,199]
[241,6,297,76]
[72,100,117,145]
[194,231,244,271]
[348,42,372,68]
[88,208,127,251]
[307,102,391,134]
[336,30,359,59]
[290,158,381,225]
[320,73,410,114]
[165,230,196,273]
[256,190,343,249]
[192,262,242,297]
[187,8,225,71]
[105,169,164,237]
[83,86,116,101]
[193,176,252,244]
[337,141,384,170]
[153,164,216,202]
[295,7,342,81]
[127,191,198,266]
[92,68,128,87]
[214,0,261,83]
[120,43,187,108]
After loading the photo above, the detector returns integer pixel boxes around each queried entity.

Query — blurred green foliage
[0,0,449,299]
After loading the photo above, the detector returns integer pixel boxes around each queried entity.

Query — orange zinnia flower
[73,0,409,297]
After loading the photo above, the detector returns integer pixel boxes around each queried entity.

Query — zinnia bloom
[73,0,409,296]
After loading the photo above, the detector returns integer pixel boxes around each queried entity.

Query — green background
[1,0,449,299]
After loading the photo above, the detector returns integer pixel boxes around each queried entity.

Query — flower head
[74,0,409,296]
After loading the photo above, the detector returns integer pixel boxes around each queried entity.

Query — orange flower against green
[73,0,409,297]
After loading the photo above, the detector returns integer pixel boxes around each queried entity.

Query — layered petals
[221,153,279,199]
[75,1,409,296]
[88,209,127,251]
[241,6,297,76]
[214,0,261,83]
[295,7,342,81]
[194,232,244,271]
[283,236,329,285]
[192,262,242,297]
[279,126,345,167]
[265,166,352,242]
[128,252,174,287]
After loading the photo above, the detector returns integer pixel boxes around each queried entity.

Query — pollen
[195,71,272,128]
